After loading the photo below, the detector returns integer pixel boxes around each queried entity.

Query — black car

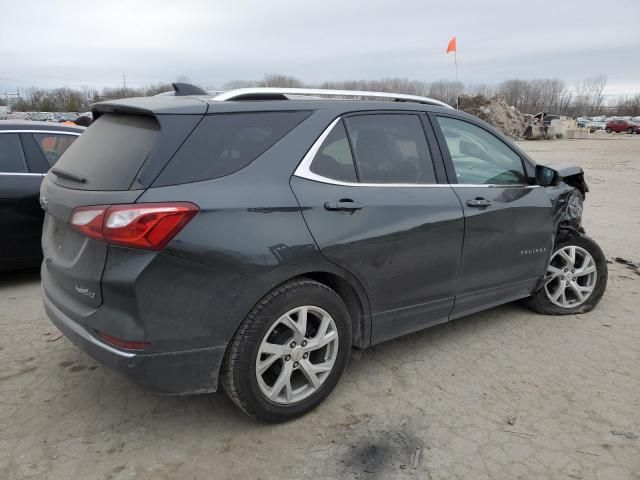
[0,121,83,270]
[41,87,607,422]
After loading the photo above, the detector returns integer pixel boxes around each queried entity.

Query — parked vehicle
[41,87,608,422]
[0,121,83,270]
[605,119,640,134]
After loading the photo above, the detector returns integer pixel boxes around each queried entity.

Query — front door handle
[324,200,363,212]
[466,198,492,208]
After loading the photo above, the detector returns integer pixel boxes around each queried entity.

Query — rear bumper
[42,285,226,395]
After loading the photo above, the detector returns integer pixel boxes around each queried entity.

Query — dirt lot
[1,135,639,480]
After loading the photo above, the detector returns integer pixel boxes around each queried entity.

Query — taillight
[70,202,199,251]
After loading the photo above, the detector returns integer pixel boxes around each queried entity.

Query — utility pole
[123,74,127,97]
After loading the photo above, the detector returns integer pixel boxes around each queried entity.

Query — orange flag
[446,36,457,53]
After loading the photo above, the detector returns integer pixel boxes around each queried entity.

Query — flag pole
[454,49,459,109]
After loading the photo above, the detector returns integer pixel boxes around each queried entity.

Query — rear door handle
[324,200,363,212]
[466,198,492,207]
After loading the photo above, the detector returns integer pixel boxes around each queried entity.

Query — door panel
[291,177,464,344]
[450,185,553,317]
[431,114,554,317]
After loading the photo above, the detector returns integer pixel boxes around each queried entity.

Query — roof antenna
[172,82,208,96]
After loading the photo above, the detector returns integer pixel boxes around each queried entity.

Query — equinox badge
[75,285,96,299]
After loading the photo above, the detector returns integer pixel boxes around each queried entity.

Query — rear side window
[52,114,159,190]
[155,111,310,185]
[33,133,77,166]
[309,121,357,182]
[0,134,27,173]
[344,114,436,184]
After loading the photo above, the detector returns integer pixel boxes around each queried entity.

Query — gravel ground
[1,135,638,480]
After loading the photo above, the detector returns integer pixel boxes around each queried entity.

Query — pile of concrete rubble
[458,95,531,139]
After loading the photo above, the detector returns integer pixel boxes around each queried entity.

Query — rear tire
[605,127,612,133]
[222,279,351,422]
[523,234,607,315]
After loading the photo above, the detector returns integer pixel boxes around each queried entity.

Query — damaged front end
[537,164,589,234]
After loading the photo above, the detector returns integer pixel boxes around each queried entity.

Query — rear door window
[154,111,310,185]
[309,121,358,182]
[52,114,160,190]
[344,114,436,184]
[33,133,77,166]
[0,133,28,173]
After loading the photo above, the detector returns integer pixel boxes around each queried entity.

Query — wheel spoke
[558,247,576,267]
[257,353,281,375]
[550,282,566,302]
[568,282,586,302]
[279,308,308,341]
[545,265,562,285]
[259,342,289,357]
[268,362,293,401]
[299,359,333,389]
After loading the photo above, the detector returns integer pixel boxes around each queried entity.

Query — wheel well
[298,272,368,348]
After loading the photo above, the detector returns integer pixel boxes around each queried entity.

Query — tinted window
[0,134,27,173]
[33,133,77,166]
[52,114,160,190]
[436,116,526,185]
[309,121,357,182]
[155,111,310,185]
[344,114,435,184]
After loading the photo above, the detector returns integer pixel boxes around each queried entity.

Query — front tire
[523,234,607,315]
[627,127,635,134]
[222,279,351,422]
[605,127,612,133]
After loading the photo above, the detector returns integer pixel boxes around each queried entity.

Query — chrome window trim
[0,172,45,177]
[0,130,81,136]
[293,117,539,189]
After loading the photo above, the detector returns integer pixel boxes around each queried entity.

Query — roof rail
[211,87,453,109]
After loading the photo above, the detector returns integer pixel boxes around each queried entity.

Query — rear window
[153,111,310,186]
[52,113,159,190]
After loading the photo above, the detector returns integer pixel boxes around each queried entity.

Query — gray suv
[41,86,607,422]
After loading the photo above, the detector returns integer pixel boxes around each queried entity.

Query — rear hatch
[41,97,206,310]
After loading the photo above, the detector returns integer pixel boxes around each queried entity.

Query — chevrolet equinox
[41,85,608,422]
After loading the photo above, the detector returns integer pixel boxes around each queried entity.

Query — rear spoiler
[91,96,208,120]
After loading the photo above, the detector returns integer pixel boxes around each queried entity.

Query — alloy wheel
[544,246,597,308]
[255,306,339,405]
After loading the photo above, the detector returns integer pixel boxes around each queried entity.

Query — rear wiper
[50,168,86,184]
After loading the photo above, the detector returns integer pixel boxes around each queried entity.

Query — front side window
[309,120,357,182]
[345,114,436,184]
[33,133,77,166]
[0,133,27,173]
[436,116,526,185]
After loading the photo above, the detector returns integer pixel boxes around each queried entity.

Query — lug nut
[285,355,291,361]
[561,276,565,280]
[293,361,299,368]
[571,269,575,273]
[301,340,307,347]
[290,341,296,348]
[303,353,308,359]
[564,269,568,272]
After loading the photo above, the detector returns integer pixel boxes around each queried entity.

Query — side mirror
[535,165,560,187]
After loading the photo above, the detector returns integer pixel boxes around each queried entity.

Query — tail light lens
[97,331,149,350]
[70,202,199,251]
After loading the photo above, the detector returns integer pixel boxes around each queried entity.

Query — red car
[605,119,640,134]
